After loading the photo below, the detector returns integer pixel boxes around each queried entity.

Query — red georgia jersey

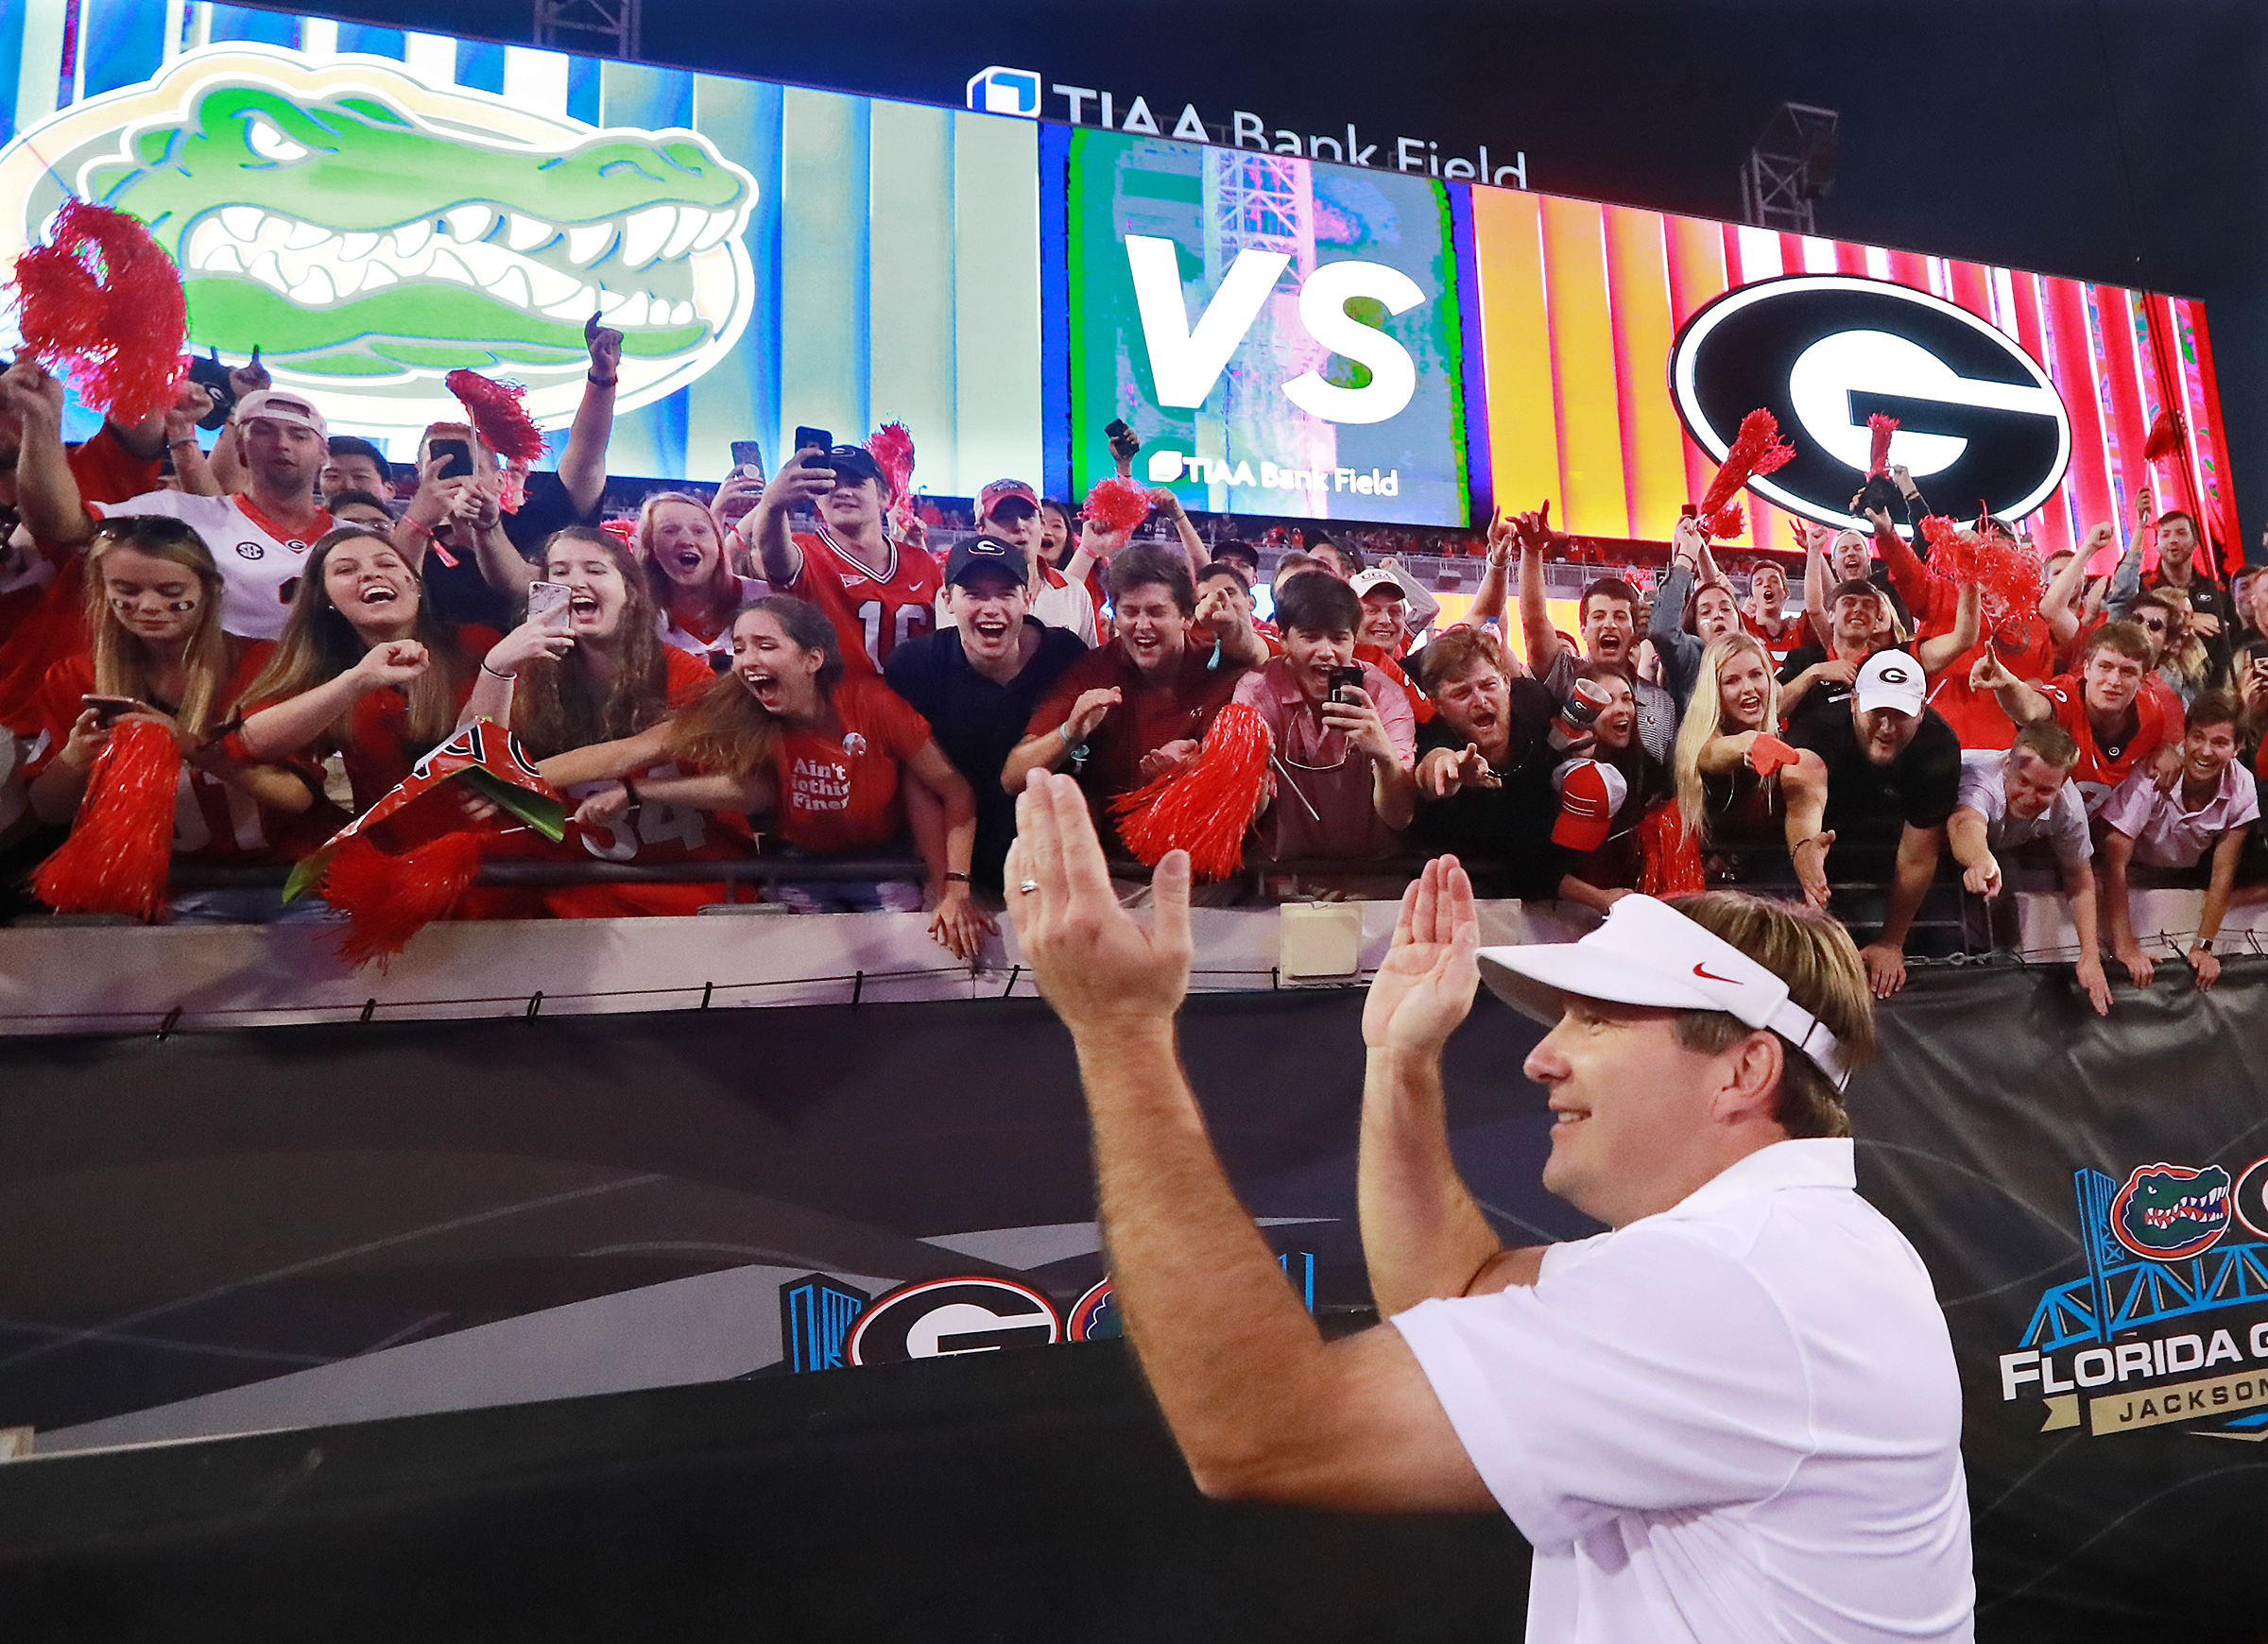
[789,529,940,676]
[2036,672,2176,813]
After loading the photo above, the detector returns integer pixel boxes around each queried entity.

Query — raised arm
[2042,522,2112,646]
[2105,488,2153,618]
[1358,859,1541,1315]
[1801,523,1833,648]
[1915,577,1981,673]
[1513,505,1565,679]
[1464,514,1514,629]
[1,364,95,546]
[739,448,835,586]
[554,323,622,517]
[1004,776,1491,1511]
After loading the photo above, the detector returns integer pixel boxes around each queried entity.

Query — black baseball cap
[944,535,1030,588]
[819,444,885,488]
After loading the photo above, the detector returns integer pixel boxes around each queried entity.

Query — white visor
[1475,894,1849,1089]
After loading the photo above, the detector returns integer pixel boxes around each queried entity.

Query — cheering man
[1004,778,1972,1643]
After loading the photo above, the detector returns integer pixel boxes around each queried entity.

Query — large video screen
[1058,128,1469,526]
[0,4,2236,551]
[0,6,1047,492]
[1464,190,2235,558]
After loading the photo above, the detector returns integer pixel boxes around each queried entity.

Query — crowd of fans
[0,322,2261,996]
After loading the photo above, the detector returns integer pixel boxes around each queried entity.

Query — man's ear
[1710,1031,1785,1128]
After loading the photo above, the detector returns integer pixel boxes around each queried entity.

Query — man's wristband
[480,659,516,680]
[1057,720,1078,745]
[587,371,617,387]
[944,870,970,884]
[2191,938,2213,954]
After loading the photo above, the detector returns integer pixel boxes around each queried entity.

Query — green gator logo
[0,44,757,437]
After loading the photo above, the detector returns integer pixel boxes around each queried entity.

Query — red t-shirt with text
[767,674,932,855]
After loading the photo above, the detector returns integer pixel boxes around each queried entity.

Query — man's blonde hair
[1663,891,1878,1138]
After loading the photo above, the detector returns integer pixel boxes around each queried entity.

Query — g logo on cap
[1670,275,2071,531]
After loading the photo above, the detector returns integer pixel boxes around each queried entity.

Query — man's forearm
[1878,826,1942,947]
[1074,1022,1334,1490]
[1357,1046,1502,1318]
[1002,729,1074,792]
[2065,867,2102,955]
[1516,549,1556,674]
[16,408,94,546]
[475,522,537,600]
[749,502,799,585]
[1946,810,1988,870]
[1371,756,1418,832]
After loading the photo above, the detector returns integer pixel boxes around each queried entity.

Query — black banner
[0,966,2263,1635]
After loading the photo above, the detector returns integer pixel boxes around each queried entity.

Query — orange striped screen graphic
[1466,189,2235,570]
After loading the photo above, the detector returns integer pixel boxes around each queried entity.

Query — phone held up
[793,427,833,470]
[1327,665,1366,706]
[430,437,474,480]
[525,580,575,633]
[79,694,143,726]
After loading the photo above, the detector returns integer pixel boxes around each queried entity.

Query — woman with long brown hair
[462,526,751,916]
[234,524,497,809]
[579,593,989,955]
[24,516,326,918]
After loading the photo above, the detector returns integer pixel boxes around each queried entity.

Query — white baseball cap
[235,388,327,438]
[1854,649,1925,718]
[1476,894,1850,1088]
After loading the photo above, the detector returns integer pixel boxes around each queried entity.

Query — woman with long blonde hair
[1673,631,1784,845]
[25,516,325,916]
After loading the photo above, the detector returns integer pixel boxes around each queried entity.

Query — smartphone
[793,427,833,468]
[431,437,474,480]
[526,580,575,632]
[729,439,765,484]
[80,693,142,725]
[1106,418,1141,460]
[1327,665,1366,705]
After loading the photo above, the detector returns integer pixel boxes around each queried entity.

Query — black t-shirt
[1777,642,1861,735]
[1785,703,1963,837]
[884,618,1088,890]
[420,471,598,630]
[1406,677,1563,896]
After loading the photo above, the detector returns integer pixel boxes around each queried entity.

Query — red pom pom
[11,198,187,427]
[1866,413,1899,479]
[444,368,547,464]
[319,831,486,968]
[1696,410,1796,539]
[1637,801,1705,898]
[1919,515,2044,634]
[866,420,916,499]
[1699,504,1744,541]
[2142,406,2180,464]
[1110,703,1274,881]
[1083,474,1153,536]
[30,718,179,920]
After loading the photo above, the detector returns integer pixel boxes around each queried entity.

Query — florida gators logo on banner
[2111,1161,2234,1262]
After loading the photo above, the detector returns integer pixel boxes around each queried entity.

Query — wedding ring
[1018,879,1040,895]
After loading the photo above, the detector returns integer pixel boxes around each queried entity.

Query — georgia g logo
[1670,275,2071,531]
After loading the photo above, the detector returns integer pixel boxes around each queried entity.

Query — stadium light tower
[1740,102,1839,234]
[533,0,640,60]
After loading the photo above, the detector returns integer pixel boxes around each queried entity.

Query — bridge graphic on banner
[2021,1169,2268,1354]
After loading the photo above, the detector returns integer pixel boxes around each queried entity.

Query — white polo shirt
[1394,1139,1973,1644]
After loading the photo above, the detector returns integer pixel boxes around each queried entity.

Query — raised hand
[1005,770,1192,1036]
[1362,856,1482,1055]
